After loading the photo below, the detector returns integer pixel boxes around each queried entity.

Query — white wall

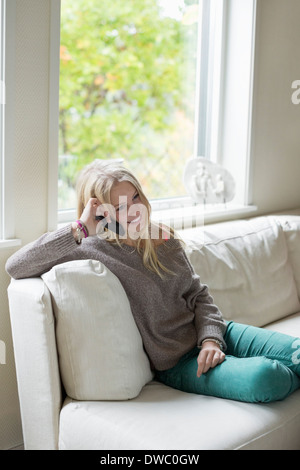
[0,0,51,449]
[0,0,300,449]
[251,0,300,214]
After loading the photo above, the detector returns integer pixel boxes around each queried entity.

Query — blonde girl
[6,160,300,403]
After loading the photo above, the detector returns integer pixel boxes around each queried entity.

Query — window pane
[58,0,199,210]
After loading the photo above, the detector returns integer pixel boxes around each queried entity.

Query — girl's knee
[248,357,299,403]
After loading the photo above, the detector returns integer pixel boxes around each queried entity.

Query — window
[58,0,200,212]
[57,0,257,225]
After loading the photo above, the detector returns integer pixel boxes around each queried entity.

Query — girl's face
[110,181,148,236]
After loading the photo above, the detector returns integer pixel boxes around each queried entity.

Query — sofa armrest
[8,278,62,450]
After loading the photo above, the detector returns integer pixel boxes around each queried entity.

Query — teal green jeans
[155,322,300,403]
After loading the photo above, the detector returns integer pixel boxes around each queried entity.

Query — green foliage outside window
[59,0,198,209]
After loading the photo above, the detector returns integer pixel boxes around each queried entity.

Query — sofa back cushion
[42,259,153,401]
[183,216,300,327]
[274,215,300,299]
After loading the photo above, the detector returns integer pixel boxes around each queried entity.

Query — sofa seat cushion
[59,382,300,450]
[264,311,300,337]
[42,259,153,401]
[181,216,300,327]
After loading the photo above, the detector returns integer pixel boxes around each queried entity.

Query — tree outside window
[59,0,199,210]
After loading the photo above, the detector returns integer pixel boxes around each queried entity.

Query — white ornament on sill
[183,157,236,205]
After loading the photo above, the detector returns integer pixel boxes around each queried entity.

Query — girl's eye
[116,193,139,212]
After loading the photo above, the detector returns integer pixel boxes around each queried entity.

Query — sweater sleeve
[181,251,227,351]
[5,224,79,279]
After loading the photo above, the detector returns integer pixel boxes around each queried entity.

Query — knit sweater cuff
[46,223,78,256]
[197,325,227,352]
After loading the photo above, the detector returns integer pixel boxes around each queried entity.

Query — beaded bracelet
[75,220,89,245]
[201,338,223,350]
[75,226,82,245]
[76,220,89,238]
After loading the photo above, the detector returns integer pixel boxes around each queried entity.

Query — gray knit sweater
[5,224,227,370]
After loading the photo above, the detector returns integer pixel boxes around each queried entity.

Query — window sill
[58,202,258,231]
[152,203,258,230]
[0,238,22,250]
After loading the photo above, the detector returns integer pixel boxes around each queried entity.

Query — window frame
[195,0,227,164]
[52,0,258,230]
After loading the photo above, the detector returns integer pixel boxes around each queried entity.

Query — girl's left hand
[196,341,225,378]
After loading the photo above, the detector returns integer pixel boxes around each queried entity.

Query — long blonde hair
[76,159,176,277]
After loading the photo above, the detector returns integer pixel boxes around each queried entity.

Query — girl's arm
[5,224,80,279]
[181,250,227,377]
[6,197,105,279]
[181,250,227,349]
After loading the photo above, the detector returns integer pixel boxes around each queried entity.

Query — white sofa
[7,212,300,450]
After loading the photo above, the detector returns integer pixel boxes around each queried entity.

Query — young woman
[6,160,300,403]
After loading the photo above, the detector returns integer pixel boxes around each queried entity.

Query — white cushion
[42,259,153,401]
[264,311,300,337]
[182,216,300,327]
[59,382,300,450]
[274,215,300,299]
[8,278,61,449]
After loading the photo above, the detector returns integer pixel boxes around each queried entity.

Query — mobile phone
[95,215,125,236]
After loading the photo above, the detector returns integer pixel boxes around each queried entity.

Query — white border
[244,0,257,205]
[212,0,257,207]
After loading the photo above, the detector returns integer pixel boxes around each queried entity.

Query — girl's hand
[196,341,225,378]
[72,198,111,238]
